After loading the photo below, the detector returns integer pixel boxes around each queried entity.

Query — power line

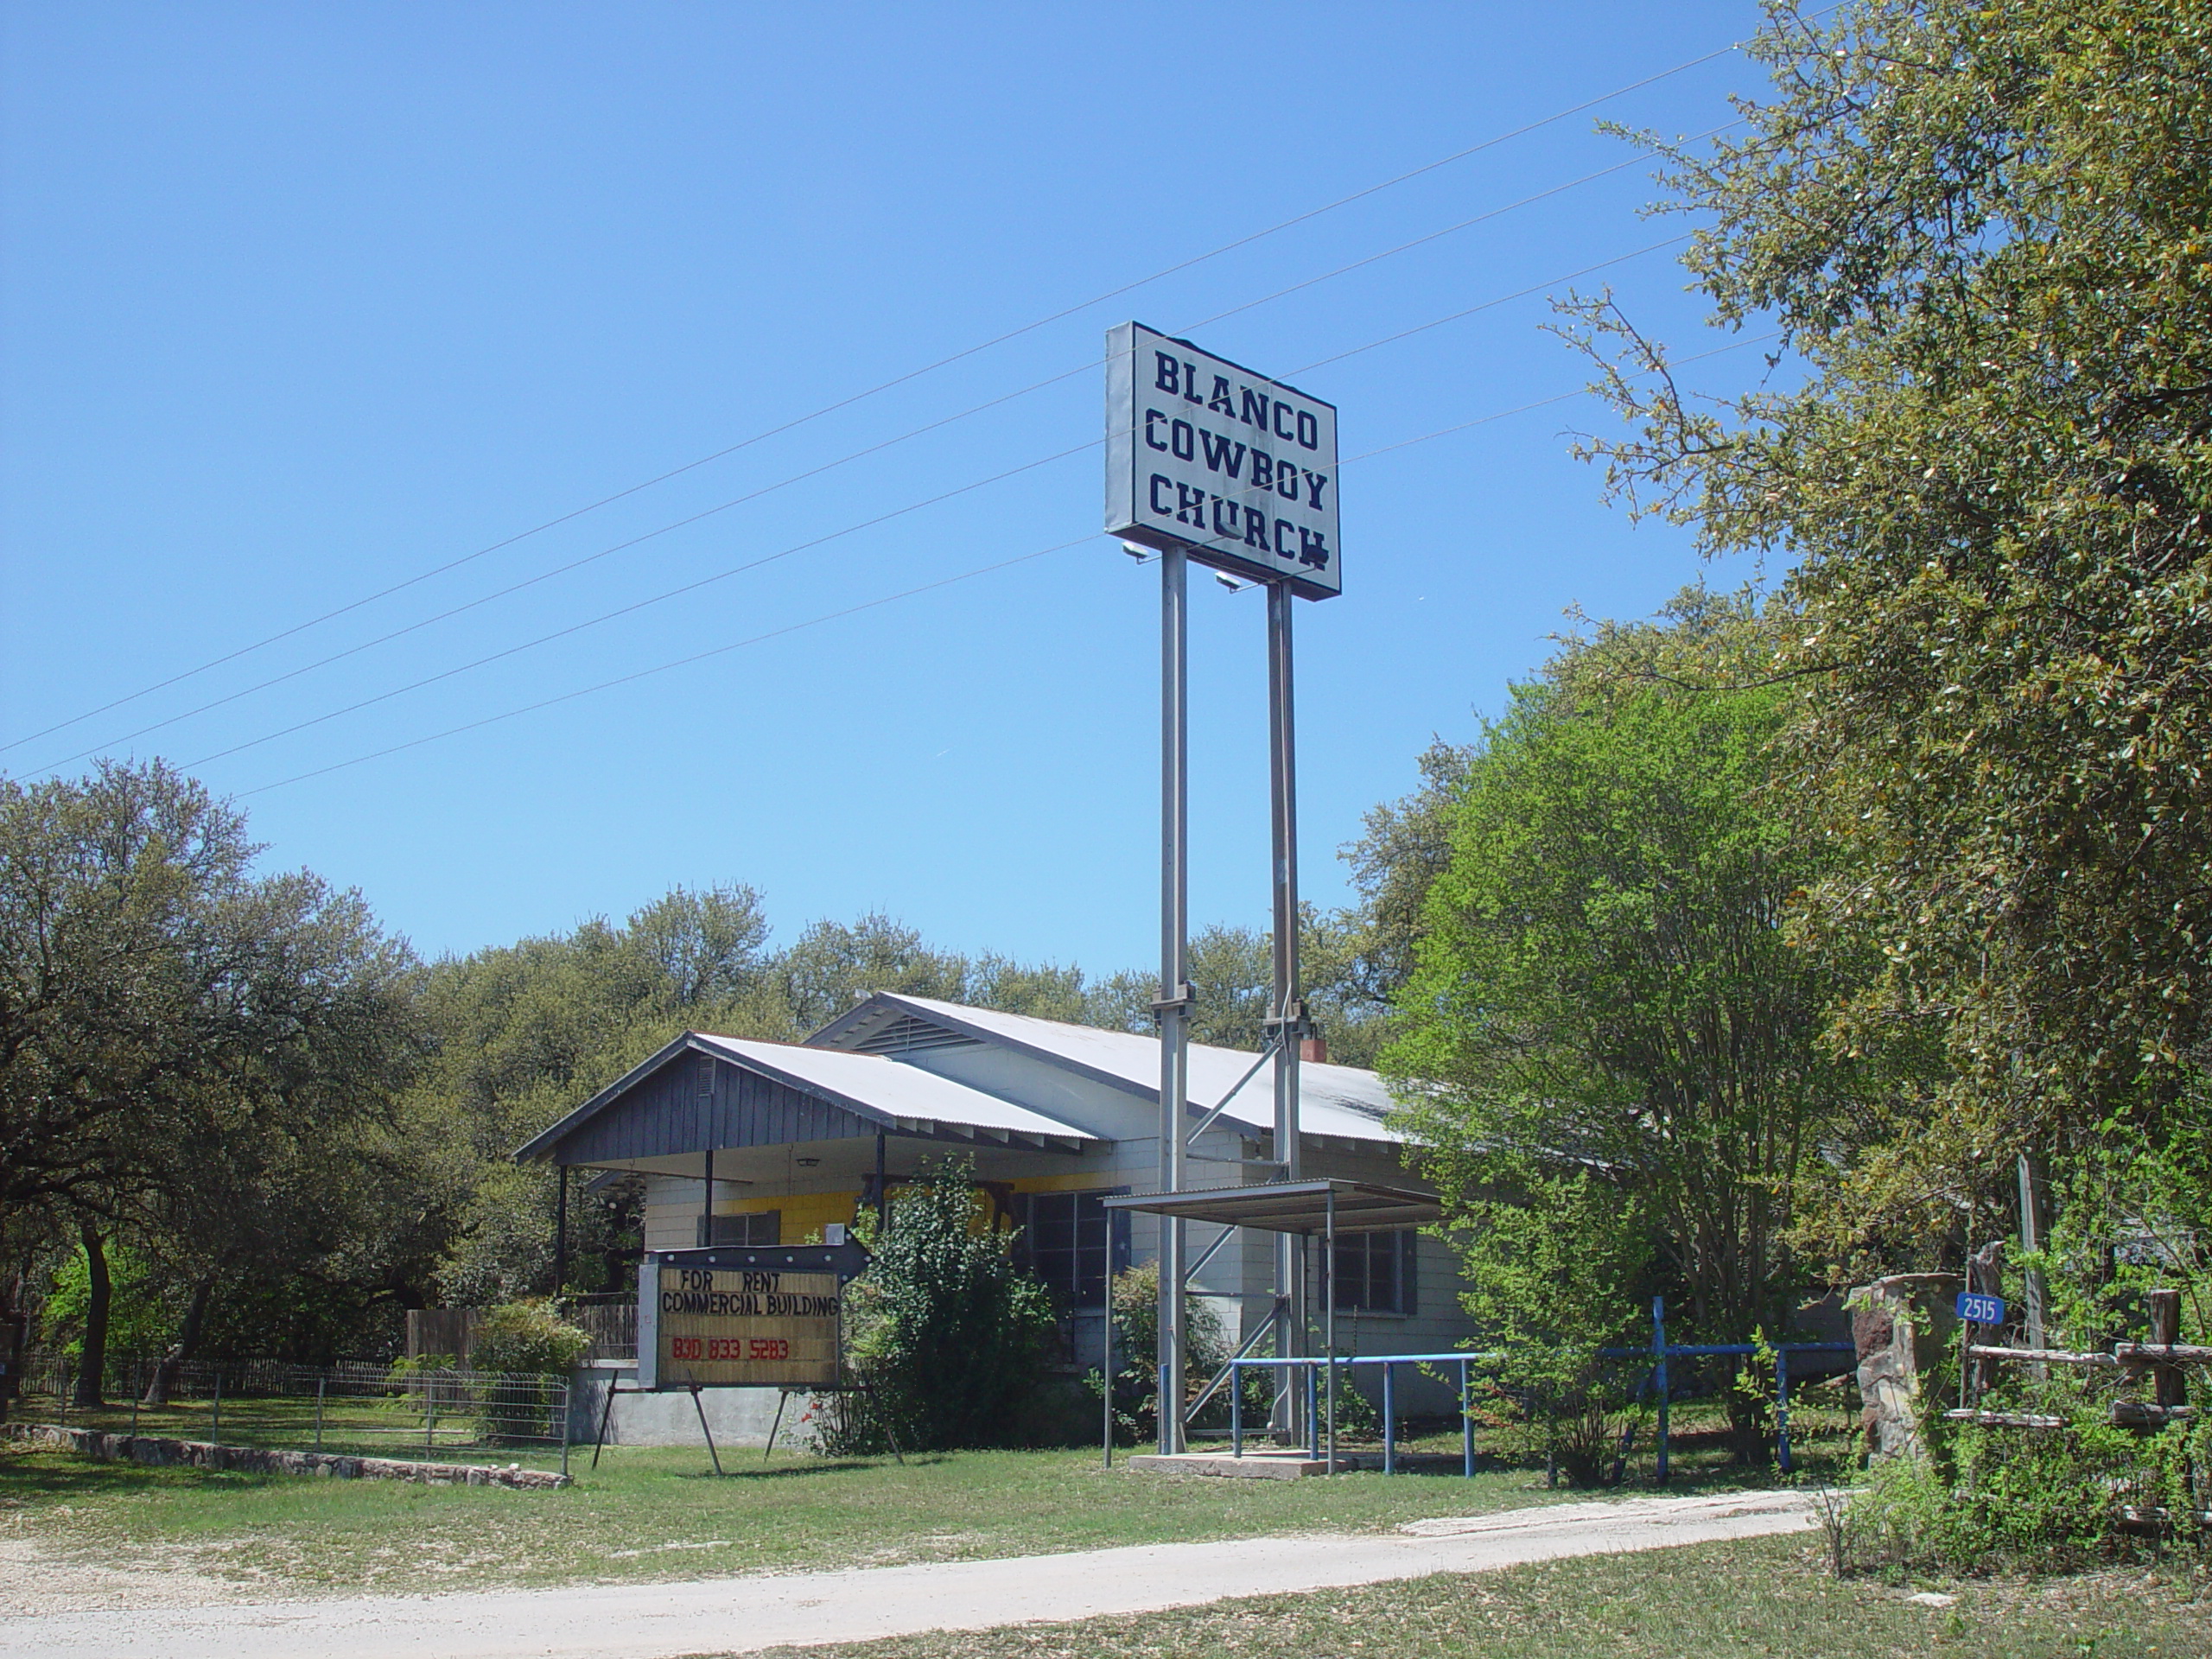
[38,130,1731,775]
[1336,330,1780,465]
[178,440,1100,771]
[134,237,1685,778]
[227,338,1769,799]
[232,536,1096,799]
[3,31,1756,758]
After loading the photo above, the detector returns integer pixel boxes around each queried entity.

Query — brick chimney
[1299,1035,1329,1064]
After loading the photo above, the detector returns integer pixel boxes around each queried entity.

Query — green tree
[774,913,969,1031]
[1562,0,2212,1253]
[1387,596,1852,1454]
[0,763,422,1396]
[1342,740,1478,1020]
[830,1159,1058,1452]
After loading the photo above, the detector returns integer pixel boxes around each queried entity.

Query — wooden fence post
[1966,1242,2005,1400]
[2148,1288,2184,1409]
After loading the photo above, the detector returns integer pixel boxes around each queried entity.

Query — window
[1013,1190,1129,1309]
[699,1210,779,1247]
[1331,1230,1416,1314]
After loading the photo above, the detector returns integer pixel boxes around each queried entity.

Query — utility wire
[232,537,1096,799]
[178,442,1099,770]
[144,237,1684,777]
[229,332,1783,798]
[37,128,1733,775]
[3,32,1756,757]
[1335,330,1780,466]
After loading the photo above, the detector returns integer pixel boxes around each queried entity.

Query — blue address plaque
[1956,1291,2006,1325]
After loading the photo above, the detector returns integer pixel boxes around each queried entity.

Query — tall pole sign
[1107,323,1339,1454]
[1105,324,1340,596]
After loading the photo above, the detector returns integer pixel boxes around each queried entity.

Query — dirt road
[3,1489,1820,1659]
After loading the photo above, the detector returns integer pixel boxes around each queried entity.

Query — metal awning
[1103,1179,1441,1234]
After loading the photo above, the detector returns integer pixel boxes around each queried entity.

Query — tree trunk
[142,1277,213,1408]
[71,1226,112,1408]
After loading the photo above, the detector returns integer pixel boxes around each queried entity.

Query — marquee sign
[1105,321,1340,600]
[636,1243,865,1391]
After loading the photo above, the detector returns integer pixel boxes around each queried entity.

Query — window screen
[699,1210,780,1248]
[1331,1230,1416,1314]
[1013,1190,1129,1309]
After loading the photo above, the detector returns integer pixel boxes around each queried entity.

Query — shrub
[824,1159,1058,1452]
[1841,1332,2211,1575]
[1444,1172,1656,1484]
[470,1300,592,1376]
[467,1300,590,1445]
[1096,1262,1228,1445]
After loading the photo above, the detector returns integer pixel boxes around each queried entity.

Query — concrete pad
[1125,1451,1328,1478]
[0,1489,1821,1659]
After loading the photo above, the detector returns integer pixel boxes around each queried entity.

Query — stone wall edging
[3,1420,569,1488]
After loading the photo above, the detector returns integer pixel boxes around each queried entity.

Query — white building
[518,991,1476,1421]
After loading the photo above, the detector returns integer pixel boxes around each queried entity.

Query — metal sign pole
[1155,544,1191,1455]
[1267,580,1305,1441]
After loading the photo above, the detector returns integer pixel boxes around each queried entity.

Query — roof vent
[849,1014,982,1056]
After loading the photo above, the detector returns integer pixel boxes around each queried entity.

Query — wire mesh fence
[11,1352,571,1473]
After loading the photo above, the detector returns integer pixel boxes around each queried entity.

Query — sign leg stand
[590,1382,619,1469]
[764,1389,789,1462]
[690,1385,723,1477]
[865,1383,906,1465]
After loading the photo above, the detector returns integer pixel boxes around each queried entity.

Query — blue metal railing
[1216,1298,1858,1478]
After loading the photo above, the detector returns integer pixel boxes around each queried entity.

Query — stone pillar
[1852,1272,1961,1462]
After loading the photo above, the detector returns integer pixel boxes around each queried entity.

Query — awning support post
[551,1163,569,1298]
[1461,1358,1475,1478]
[1324,1189,1337,1475]
[1102,1196,1116,1468]
[874,1131,887,1233]
[1382,1360,1395,1475]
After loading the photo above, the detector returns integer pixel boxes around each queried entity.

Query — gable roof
[515,1029,1098,1165]
[692,1033,1097,1144]
[810,993,1406,1146]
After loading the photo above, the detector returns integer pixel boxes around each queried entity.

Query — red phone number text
[669,1338,790,1362]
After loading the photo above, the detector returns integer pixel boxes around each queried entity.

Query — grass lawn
[739,1533,2212,1659]
[3,1437,1826,1597]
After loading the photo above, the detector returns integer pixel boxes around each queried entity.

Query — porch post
[552,1164,569,1295]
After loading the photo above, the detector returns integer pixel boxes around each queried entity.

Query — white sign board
[1105,322,1340,600]
[639,1262,842,1389]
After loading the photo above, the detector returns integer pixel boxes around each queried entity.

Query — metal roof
[817,994,1407,1146]
[1103,1179,1444,1234]
[690,1034,1100,1146]
[513,1030,1100,1166]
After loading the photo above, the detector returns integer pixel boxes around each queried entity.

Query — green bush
[824,1159,1058,1453]
[463,1300,590,1445]
[1445,1172,1657,1484]
[469,1300,591,1376]
[1095,1262,1228,1445]
[1847,1417,2209,1574]
[1841,1330,2211,1575]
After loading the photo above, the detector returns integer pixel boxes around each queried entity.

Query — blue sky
[1,2,1777,975]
